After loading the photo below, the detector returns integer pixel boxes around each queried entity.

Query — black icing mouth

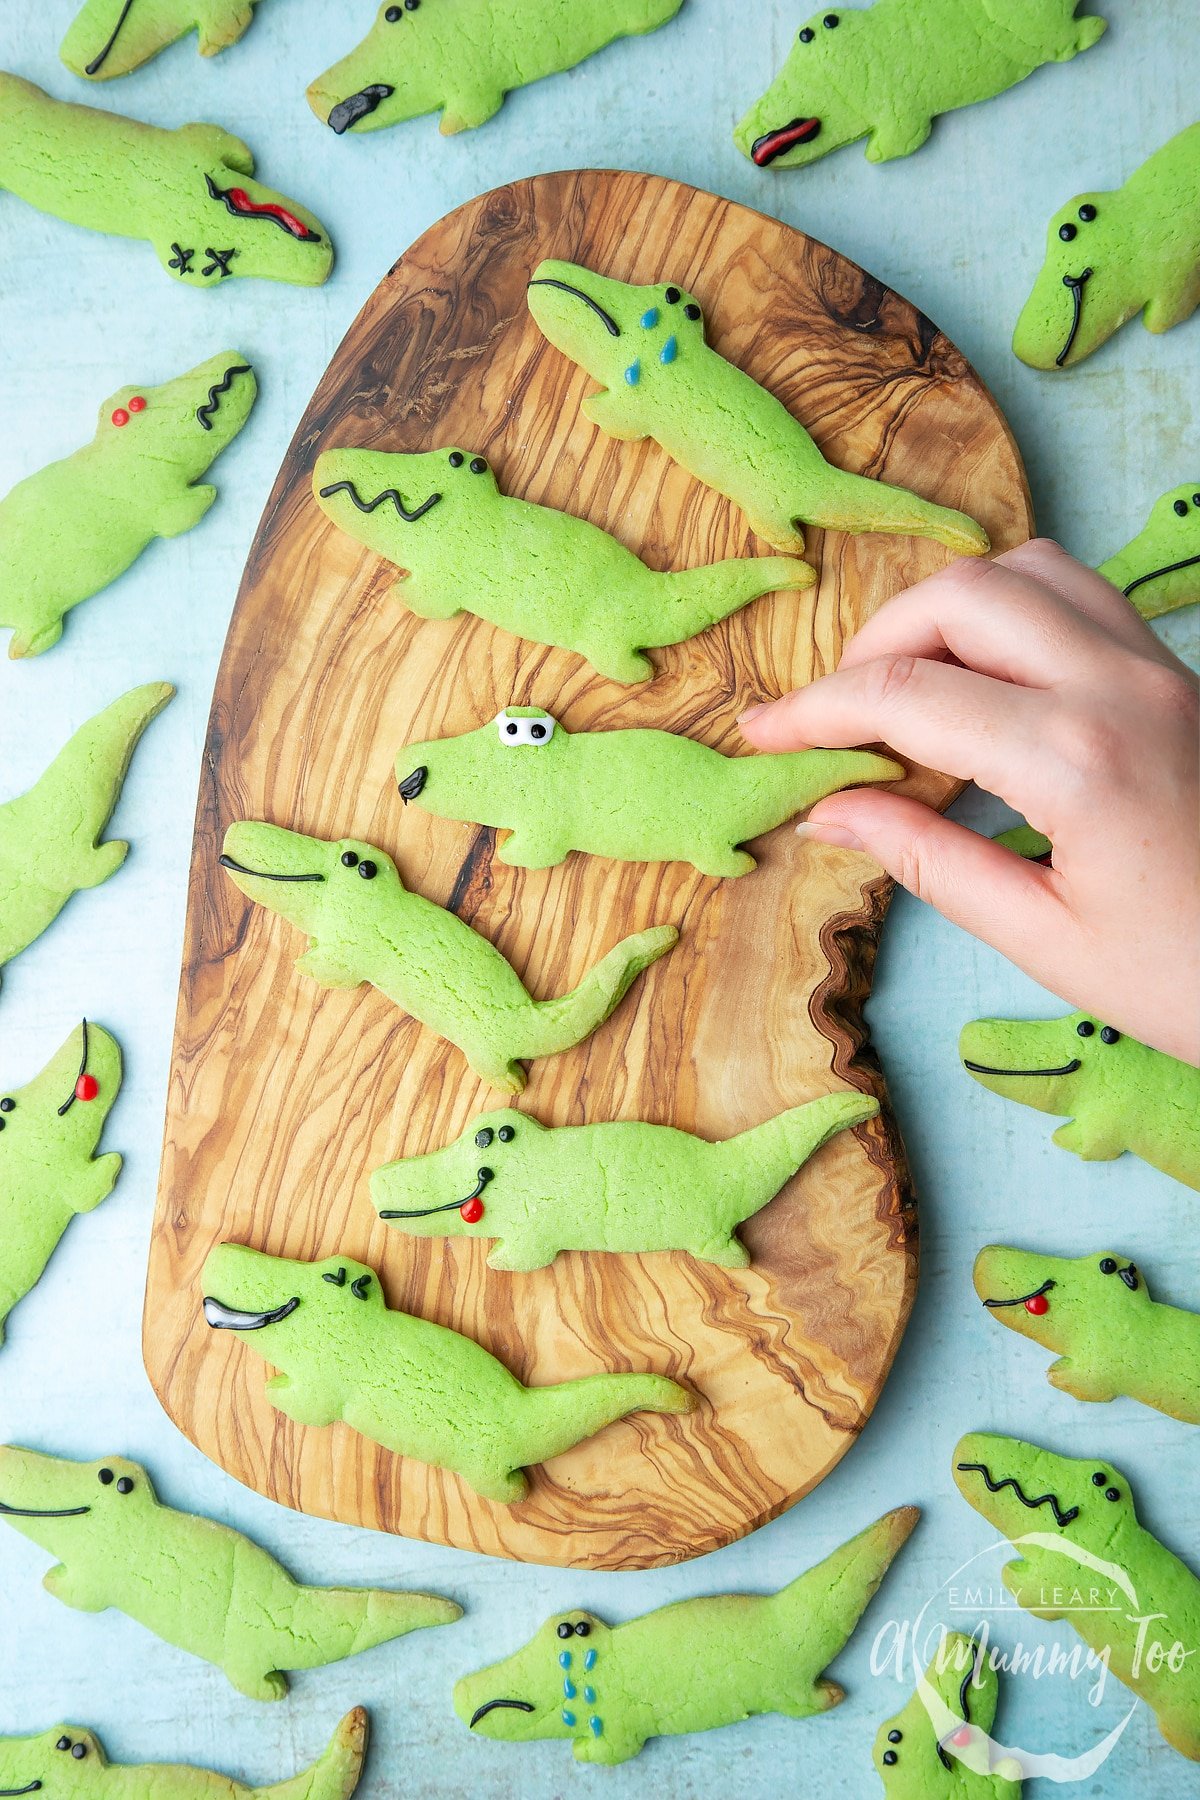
[1055,268,1093,367]
[218,853,325,885]
[527,278,621,338]
[380,1166,493,1220]
[57,1018,91,1118]
[956,1460,1078,1529]
[983,1279,1056,1309]
[1123,551,1200,599]
[204,175,320,243]
[963,1058,1081,1079]
[318,479,441,523]
[197,364,252,432]
[469,1698,535,1730]
[398,766,428,803]
[203,1295,300,1332]
[751,116,821,166]
[327,84,395,134]
[0,1782,42,1795]
[84,0,135,73]
[0,1498,90,1519]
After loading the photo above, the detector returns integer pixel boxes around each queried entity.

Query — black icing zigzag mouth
[751,117,821,166]
[318,478,442,523]
[956,1459,1079,1528]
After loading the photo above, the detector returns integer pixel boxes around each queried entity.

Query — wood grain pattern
[146,169,1032,1569]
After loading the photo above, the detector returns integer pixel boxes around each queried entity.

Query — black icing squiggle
[197,364,252,431]
[84,0,136,74]
[318,479,441,523]
[957,1460,1078,1528]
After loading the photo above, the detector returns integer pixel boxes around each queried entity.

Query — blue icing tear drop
[559,1650,572,1670]
[589,1717,603,1737]
[583,1648,597,1671]
[659,335,678,365]
[583,1686,596,1704]
[640,307,659,329]
[624,360,640,386]
[562,1709,576,1727]
[563,1679,576,1699]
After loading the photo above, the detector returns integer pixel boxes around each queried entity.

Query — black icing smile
[380,1166,493,1220]
[56,1018,91,1118]
[1123,551,1200,599]
[398,766,428,803]
[218,854,325,885]
[318,479,442,523]
[1056,268,1093,367]
[527,278,621,338]
[963,1058,1081,1078]
[0,1782,42,1794]
[327,84,395,133]
[469,1698,535,1729]
[196,364,252,431]
[0,1499,90,1519]
[956,1460,1078,1528]
[983,1279,1056,1309]
[751,116,821,165]
[84,0,135,73]
[202,1295,300,1332]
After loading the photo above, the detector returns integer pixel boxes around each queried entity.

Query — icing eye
[799,25,814,39]
[664,286,680,304]
[1059,222,1077,242]
[1175,499,1190,516]
[128,395,146,412]
[574,1621,591,1637]
[111,408,130,426]
[888,1730,902,1743]
[1092,1470,1107,1485]
[56,1738,72,1752]
[495,710,556,745]
[475,1128,494,1148]
[357,860,378,879]
[385,5,402,17]
[1099,1257,1118,1274]
[448,451,464,467]
[1105,1487,1120,1502]
[1078,203,1097,221]
[530,723,546,740]
[350,1274,371,1299]
[341,850,359,868]
[557,1622,574,1639]
[71,1743,87,1759]
[0,1099,13,1112]
[469,457,487,474]
[1076,1020,1095,1037]
[323,1267,347,1286]
[1193,494,1200,507]
[882,1751,898,1765]
[823,11,839,23]
[116,1477,134,1494]
[506,721,518,735]
[683,303,701,321]
[98,1467,114,1485]
[1099,1026,1120,1044]
[498,1125,515,1142]
[477,1166,494,1182]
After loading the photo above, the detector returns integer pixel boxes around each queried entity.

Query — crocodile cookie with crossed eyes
[61,0,266,79]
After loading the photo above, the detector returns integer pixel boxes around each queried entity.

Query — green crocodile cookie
[0,1444,459,1700]
[992,824,1052,862]
[372,1092,879,1272]
[954,1432,1200,1761]
[1013,123,1200,370]
[0,1022,121,1346]
[2,354,256,658]
[734,0,1105,171]
[1098,481,1200,619]
[62,0,266,79]
[0,1708,368,1799]
[527,261,989,557]
[0,683,174,991]
[873,1632,1022,1796]
[959,1010,1200,1190]
[307,0,683,136]
[0,73,331,287]
[455,1506,917,1764]
[974,1244,1200,1425]
[220,820,677,1093]
[313,447,812,684]
[202,1244,691,1505]
[396,707,901,874]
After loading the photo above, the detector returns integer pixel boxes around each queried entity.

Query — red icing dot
[111,408,129,427]
[128,395,146,412]
[951,1726,972,1747]
[1025,1294,1050,1315]
[460,1197,484,1224]
[75,1074,100,1102]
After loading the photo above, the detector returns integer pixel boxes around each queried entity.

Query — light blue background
[0,2,1196,1794]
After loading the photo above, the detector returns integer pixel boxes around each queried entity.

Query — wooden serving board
[147,169,1031,1569]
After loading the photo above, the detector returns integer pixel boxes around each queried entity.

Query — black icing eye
[469,457,487,474]
[1076,1020,1095,1037]
[358,860,378,880]
[323,1267,347,1286]
[56,1737,72,1751]
[1078,203,1097,221]
[447,451,464,467]
[341,850,359,867]
[116,1477,134,1495]
[1099,1026,1120,1044]
[475,1128,494,1148]
[1059,222,1077,242]
[1193,494,1200,507]
[0,1098,13,1112]
[664,286,680,304]
[478,1166,494,1182]
[1175,499,1190,516]
[823,12,839,26]
[498,1125,515,1142]
[98,1467,114,1485]
[888,1731,902,1743]
[71,1744,87,1759]
[882,1751,898,1765]
[1099,1258,1118,1274]
[530,723,547,740]
[1092,1470,1108,1485]
[574,1621,591,1638]
[798,25,814,39]
[351,1274,372,1299]
[1105,1487,1120,1502]
[556,1622,574,1639]
[505,721,519,736]
[385,4,402,18]
[683,302,701,321]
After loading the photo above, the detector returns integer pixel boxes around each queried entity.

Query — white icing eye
[495,710,556,746]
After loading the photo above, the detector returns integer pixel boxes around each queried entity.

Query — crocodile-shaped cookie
[1099,481,1200,618]
[874,1631,1022,1796]
[61,0,266,79]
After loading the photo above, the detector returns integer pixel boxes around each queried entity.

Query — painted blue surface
[0,2,1196,1794]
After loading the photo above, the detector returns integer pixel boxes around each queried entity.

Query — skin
[0,74,332,288]
[307,0,683,137]
[0,684,174,989]
[960,1011,1200,1190]
[1014,125,1200,370]
[527,260,989,558]
[740,541,1200,1065]
[1098,482,1200,620]
[953,1433,1200,1761]
[1,354,256,658]
[313,446,812,684]
[735,0,1104,172]
[219,821,677,1093]
[397,707,900,875]
[201,1245,691,1505]
[454,1507,917,1764]
[974,1245,1200,1424]
[0,1446,458,1701]
[0,1024,122,1346]
[873,1632,1022,1796]
[372,1092,879,1272]
[0,1709,368,1800]
[61,0,265,79]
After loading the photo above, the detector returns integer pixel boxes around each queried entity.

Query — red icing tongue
[460,1196,484,1224]
[751,117,821,166]
[1025,1294,1050,1315]
[227,187,310,239]
[75,1074,100,1103]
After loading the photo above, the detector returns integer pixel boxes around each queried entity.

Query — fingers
[996,538,1165,653]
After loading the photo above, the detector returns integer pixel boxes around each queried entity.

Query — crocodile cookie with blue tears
[61,0,267,78]
[220,820,677,1093]
[454,1507,917,1764]
[202,1244,691,1505]
[874,1631,1023,1796]
[1,354,255,658]
[313,447,812,685]
[959,1011,1200,1190]
[0,73,332,286]
[0,1445,459,1699]
[527,260,989,556]
[372,1092,880,1272]
[1098,481,1200,619]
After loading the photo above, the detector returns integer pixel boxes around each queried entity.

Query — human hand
[739,540,1200,1064]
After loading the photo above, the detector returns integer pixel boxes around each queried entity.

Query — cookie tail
[650,555,814,645]
[516,1370,691,1470]
[772,1507,919,1686]
[258,1707,369,1800]
[771,748,903,820]
[285,1584,461,1671]
[501,924,678,1064]
[25,682,175,842]
[719,1091,880,1216]
[807,471,989,556]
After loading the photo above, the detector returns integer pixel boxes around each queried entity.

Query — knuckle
[1137,663,1199,727]
[893,819,951,906]
[862,652,921,710]
[1051,712,1120,784]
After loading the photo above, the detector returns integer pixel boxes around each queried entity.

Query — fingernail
[796,822,865,852]
[737,701,768,724]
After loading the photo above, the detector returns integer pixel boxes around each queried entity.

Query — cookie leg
[264,1374,339,1428]
[226,1662,289,1703]
[462,1461,529,1506]
[583,644,655,684]
[440,87,506,135]
[198,0,255,54]
[396,578,463,622]
[694,846,757,878]
[82,840,130,887]
[496,827,572,870]
[75,1151,123,1213]
[43,1562,107,1611]
[1052,1119,1124,1161]
[487,1238,555,1274]
[1046,1356,1118,1403]
[695,1236,752,1270]
[155,484,217,538]
[1143,278,1200,336]
[8,616,64,659]
[866,113,933,163]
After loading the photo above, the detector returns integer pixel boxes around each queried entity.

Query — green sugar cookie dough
[0,1709,368,1799]
[0,1445,459,1700]
[527,261,989,557]
[0,684,174,990]
[202,1244,691,1506]
[0,73,332,287]
[959,1010,1200,1190]
[0,1022,122,1346]
[1099,481,1200,618]
[308,0,684,136]
[974,1244,1200,1425]
[220,821,677,1093]
[735,0,1105,171]
[397,707,901,875]
[372,1092,880,1272]
[874,1632,1022,1796]
[61,0,266,79]
[313,447,812,685]
[1013,124,1200,370]
[455,1507,917,1764]
[992,824,1052,862]
[1,354,256,658]
[954,1432,1200,1761]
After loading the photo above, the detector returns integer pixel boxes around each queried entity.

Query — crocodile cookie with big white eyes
[874,1631,1023,1796]
[372,1093,880,1272]
[455,1507,917,1764]
[202,1244,691,1505]
[1013,123,1200,370]
[0,73,332,287]
[0,1445,459,1700]
[396,707,901,875]
[1,354,255,659]
[527,261,989,557]
[953,1432,1200,1761]
[220,820,676,1094]
[61,0,266,79]
[0,684,174,992]
[0,1709,369,1799]
[974,1245,1200,1425]
[308,0,683,137]
[735,0,1105,172]
[959,1011,1200,1190]
[1098,481,1200,619]
[313,447,812,685]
